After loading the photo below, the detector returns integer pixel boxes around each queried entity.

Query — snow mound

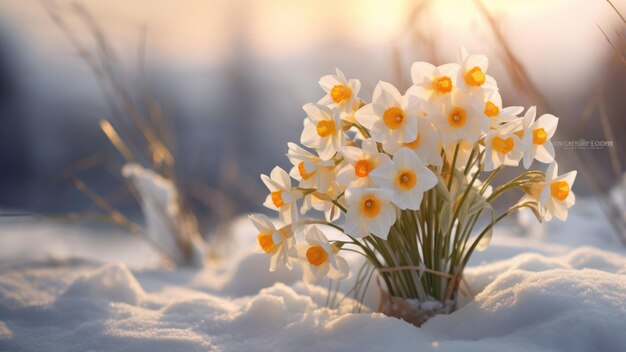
[0,246,625,352]
[465,246,626,292]
[122,163,205,266]
[0,198,625,351]
[63,263,145,304]
[0,322,12,340]
[221,252,301,296]
[423,269,626,352]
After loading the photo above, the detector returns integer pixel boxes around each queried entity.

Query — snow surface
[0,197,625,352]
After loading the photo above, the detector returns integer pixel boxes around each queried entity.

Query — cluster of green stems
[305,140,544,304]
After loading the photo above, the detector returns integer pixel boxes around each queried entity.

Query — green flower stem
[351,122,371,139]
[480,166,503,194]
[460,202,533,271]
[447,143,461,190]
[486,171,544,202]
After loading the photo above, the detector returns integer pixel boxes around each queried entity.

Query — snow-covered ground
[0,197,625,352]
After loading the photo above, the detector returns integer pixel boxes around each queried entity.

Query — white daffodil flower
[539,162,576,221]
[302,178,343,222]
[298,162,344,222]
[261,166,302,225]
[318,68,361,112]
[520,106,558,169]
[370,147,438,210]
[301,103,345,160]
[426,90,490,144]
[355,81,419,145]
[249,213,295,271]
[344,187,396,239]
[483,91,524,128]
[336,139,391,188]
[383,113,443,167]
[456,47,498,93]
[286,142,335,192]
[407,61,459,103]
[483,120,523,171]
[291,225,349,283]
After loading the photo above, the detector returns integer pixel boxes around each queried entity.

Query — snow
[0,197,625,351]
[122,163,206,266]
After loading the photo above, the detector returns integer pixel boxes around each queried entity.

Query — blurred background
[0,0,624,239]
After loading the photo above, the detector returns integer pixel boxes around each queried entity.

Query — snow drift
[0,198,625,351]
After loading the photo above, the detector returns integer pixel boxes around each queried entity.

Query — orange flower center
[432,76,452,94]
[533,128,548,145]
[396,170,417,191]
[448,107,467,128]
[383,107,405,129]
[271,190,284,208]
[298,162,315,180]
[354,159,373,178]
[359,195,381,218]
[258,233,276,254]
[306,245,328,266]
[550,181,569,201]
[403,133,421,149]
[330,84,352,103]
[464,66,486,86]
[484,101,499,118]
[316,120,337,137]
[492,136,514,154]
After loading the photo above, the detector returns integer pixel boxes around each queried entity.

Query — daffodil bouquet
[250,48,577,325]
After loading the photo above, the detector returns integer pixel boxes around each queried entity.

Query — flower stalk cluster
[251,48,577,306]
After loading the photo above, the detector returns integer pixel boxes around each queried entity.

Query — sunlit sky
[0,0,622,99]
[0,0,622,206]
[0,1,619,56]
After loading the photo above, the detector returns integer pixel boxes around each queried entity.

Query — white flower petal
[327,255,349,280]
[537,114,559,138]
[535,142,555,164]
[354,103,380,130]
[372,81,401,108]
[411,61,436,85]
[248,214,276,233]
